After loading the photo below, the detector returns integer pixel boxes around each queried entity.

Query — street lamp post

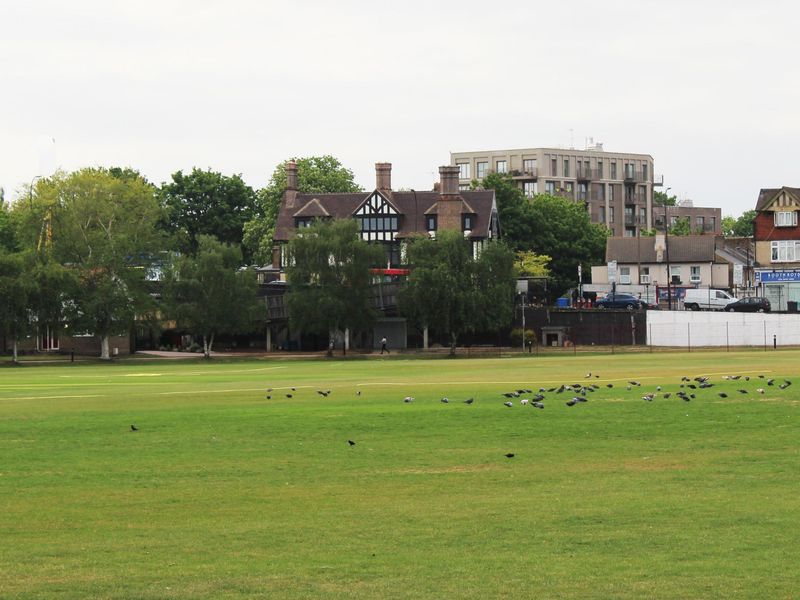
[519,292,526,353]
[662,187,672,310]
[29,175,42,207]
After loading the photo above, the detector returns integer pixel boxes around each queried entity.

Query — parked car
[725,297,771,313]
[683,288,737,311]
[596,293,643,310]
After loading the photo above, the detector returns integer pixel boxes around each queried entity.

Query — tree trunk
[12,338,18,364]
[449,333,457,356]
[203,333,214,359]
[100,335,111,360]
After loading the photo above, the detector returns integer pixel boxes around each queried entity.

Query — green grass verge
[1,351,798,598]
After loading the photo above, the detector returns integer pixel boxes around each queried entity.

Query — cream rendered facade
[590,263,730,289]
[450,146,656,237]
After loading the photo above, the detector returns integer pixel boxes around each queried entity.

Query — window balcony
[510,167,538,179]
[576,168,594,182]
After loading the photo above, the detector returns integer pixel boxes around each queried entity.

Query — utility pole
[663,187,672,310]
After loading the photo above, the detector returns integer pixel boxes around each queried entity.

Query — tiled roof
[292,198,330,218]
[274,189,496,241]
[606,235,718,263]
[755,187,800,211]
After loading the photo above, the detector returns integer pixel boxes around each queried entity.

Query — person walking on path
[380,337,389,354]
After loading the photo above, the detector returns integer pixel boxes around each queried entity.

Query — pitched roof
[755,187,800,211]
[292,198,330,218]
[273,189,496,241]
[606,235,718,264]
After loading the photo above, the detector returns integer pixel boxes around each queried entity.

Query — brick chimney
[284,161,298,208]
[438,166,462,230]
[439,166,460,197]
[376,162,392,192]
[285,161,298,191]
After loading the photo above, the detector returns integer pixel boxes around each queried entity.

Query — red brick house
[753,186,800,310]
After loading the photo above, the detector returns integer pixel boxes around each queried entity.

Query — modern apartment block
[450,143,657,237]
[653,202,722,235]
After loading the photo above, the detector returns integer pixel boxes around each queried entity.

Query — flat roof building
[451,144,657,237]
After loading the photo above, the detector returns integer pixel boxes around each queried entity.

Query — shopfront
[755,269,800,311]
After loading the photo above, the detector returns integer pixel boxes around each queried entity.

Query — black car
[596,293,643,310]
[725,297,771,313]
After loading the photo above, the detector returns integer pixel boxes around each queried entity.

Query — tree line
[0,158,622,360]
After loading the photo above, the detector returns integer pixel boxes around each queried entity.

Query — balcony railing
[624,215,647,226]
[510,167,538,179]
[624,170,645,183]
[576,168,594,181]
[624,192,647,204]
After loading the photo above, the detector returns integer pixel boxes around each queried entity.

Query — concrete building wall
[451,146,656,237]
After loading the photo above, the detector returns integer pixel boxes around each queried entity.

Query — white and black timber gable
[354,191,400,242]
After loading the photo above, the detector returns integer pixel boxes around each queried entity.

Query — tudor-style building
[270,162,500,275]
[753,186,800,310]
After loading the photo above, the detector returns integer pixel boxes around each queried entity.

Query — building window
[709,216,716,231]
[608,185,615,201]
[594,184,604,202]
[610,161,617,179]
[670,216,679,226]
[771,240,800,262]
[690,266,701,283]
[597,160,603,179]
[624,228,635,237]
[457,162,470,179]
[523,181,537,197]
[624,163,635,179]
[774,211,798,227]
[462,214,475,231]
[563,158,570,178]
[523,158,537,174]
[643,163,649,182]
[670,265,681,284]
[476,161,488,179]
[578,183,588,201]
[599,206,606,223]
[426,215,437,231]
[545,181,556,194]
[620,266,631,283]
[495,160,507,174]
[609,206,615,222]
[565,182,574,194]
[295,217,313,228]
[459,184,470,191]
[640,266,650,284]
[696,216,705,231]
[551,158,557,176]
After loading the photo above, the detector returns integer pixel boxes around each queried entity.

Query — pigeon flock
[242,373,794,458]
[128,373,793,458]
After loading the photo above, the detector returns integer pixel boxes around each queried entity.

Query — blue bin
[555,297,570,308]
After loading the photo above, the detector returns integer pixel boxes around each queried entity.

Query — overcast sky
[2,1,798,216]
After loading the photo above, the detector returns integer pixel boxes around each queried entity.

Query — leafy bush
[510,328,537,347]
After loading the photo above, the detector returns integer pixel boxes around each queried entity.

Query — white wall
[646,311,800,347]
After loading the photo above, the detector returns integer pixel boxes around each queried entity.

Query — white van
[683,289,738,311]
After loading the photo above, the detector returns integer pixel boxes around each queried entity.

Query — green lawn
[1,352,798,599]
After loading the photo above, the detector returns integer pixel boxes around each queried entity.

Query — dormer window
[426,215,437,231]
[462,214,475,231]
[295,217,313,228]
[774,211,798,227]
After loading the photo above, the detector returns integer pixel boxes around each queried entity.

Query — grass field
[1,351,799,599]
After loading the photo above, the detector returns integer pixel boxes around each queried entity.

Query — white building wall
[646,312,800,347]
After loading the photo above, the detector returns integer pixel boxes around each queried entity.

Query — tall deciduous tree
[285,219,382,345]
[471,172,531,251]
[243,156,362,265]
[400,231,515,353]
[162,235,260,358]
[653,190,678,206]
[524,194,607,296]
[160,168,256,257]
[0,251,35,362]
[722,210,756,237]
[33,168,164,360]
